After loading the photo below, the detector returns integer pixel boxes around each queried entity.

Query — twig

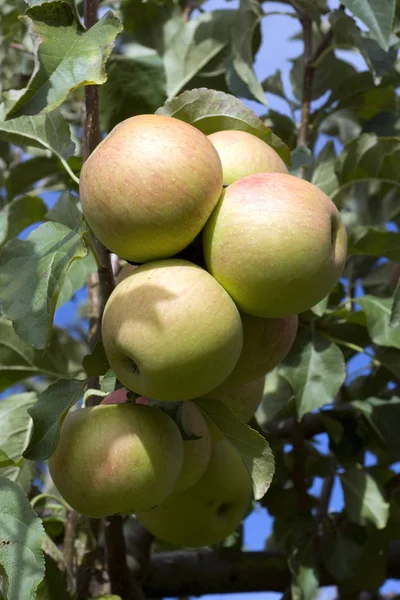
[140,544,400,597]
[80,0,133,598]
[64,510,78,579]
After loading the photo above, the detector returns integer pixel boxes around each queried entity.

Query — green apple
[137,431,252,547]
[202,377,265,422]
[102,259,243,401]
[174,401,211,492]
[80,114,223,262]
[203,173,347,318]
[208,130,288,185]
[221,312,298,387]
[48,404,184,518]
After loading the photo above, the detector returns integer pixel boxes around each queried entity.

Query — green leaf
[157,88,290,163]
[358,295,400,349]
[6,156,60,200]
[56,252,96,309]
[379,348,400,378]
[5,5,122,118]
[330,10,397,83]
[290,145,313,175]
[164,10,234,100]
[257,368,294,426]
[347,227,400,261]
[311,141,339,197]
[0,449,22,469]
[45,191,82,230]
[0,393,37,490]
[225,0,266,106]
[23,379,86,461]
[0,195,47,247]
[99,369,117,394]
[352,397,400,459]
[391,277,400,327]
[0,221,89,349]
[322,528,363,581]
[35,554,72,600]
[194,397,275,500]
[83,340,110,377]
[289,538,319,600]
[0,318,85,392]
[333,134,400,204]
[281,329,346,420]
[0,476,45,600]
[340,467,389,528]
[339,0,396,51]
[100,53,166,131]
[0,110,76,182]
[291,52,356,102]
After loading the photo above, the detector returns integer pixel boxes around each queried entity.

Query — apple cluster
[49,115,347,547]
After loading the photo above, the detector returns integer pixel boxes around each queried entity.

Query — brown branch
[63,510,78,579]
[81,0,133,598]
[141,544,400,597]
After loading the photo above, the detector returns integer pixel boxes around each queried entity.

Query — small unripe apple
[48,404,184,518]
[102,259,243,401]
[203,173,347,318]
[80,114,223,262]
[208,130,288,184]
[202,377,265,423]
[174,401,211,492]
[221,313,298,387]
[137,431,252,547]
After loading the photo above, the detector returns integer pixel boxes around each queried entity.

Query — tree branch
[141,544,400,597]
[82,1,133,598]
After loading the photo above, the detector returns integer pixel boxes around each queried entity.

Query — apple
[202,377,265,423]
[48,404,184,518]
[174,401,211,492]
[102,259,243,401]
[203,173,347,318]
[79,114,223,263]
[137,430,252,547]
[220,312,298,387]
[115,263,137,284]
[100,388,129,405]
[208,130,288,185]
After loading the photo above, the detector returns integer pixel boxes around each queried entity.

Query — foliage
[0,0,399,598]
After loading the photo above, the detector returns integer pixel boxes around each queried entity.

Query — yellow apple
[80,115,223,262]
[203,173,347,318]
[174,401,211,492]
[208,130,288,184]
[221,312,298,387]
[102,259,243,401]
[202,377,265,422]
[48,404,184,518]
[137,431,252,547]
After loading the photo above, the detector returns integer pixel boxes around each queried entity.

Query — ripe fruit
[137,431,252,547]
[48,404,184,518]
[221,313,298,387]
[203,173,347,318]
[100,388,129,405]
[174,401,211,492]
[208,130,288,184]
[102,259,243,401]
[203,377,265,422]
[79,114,223,262]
